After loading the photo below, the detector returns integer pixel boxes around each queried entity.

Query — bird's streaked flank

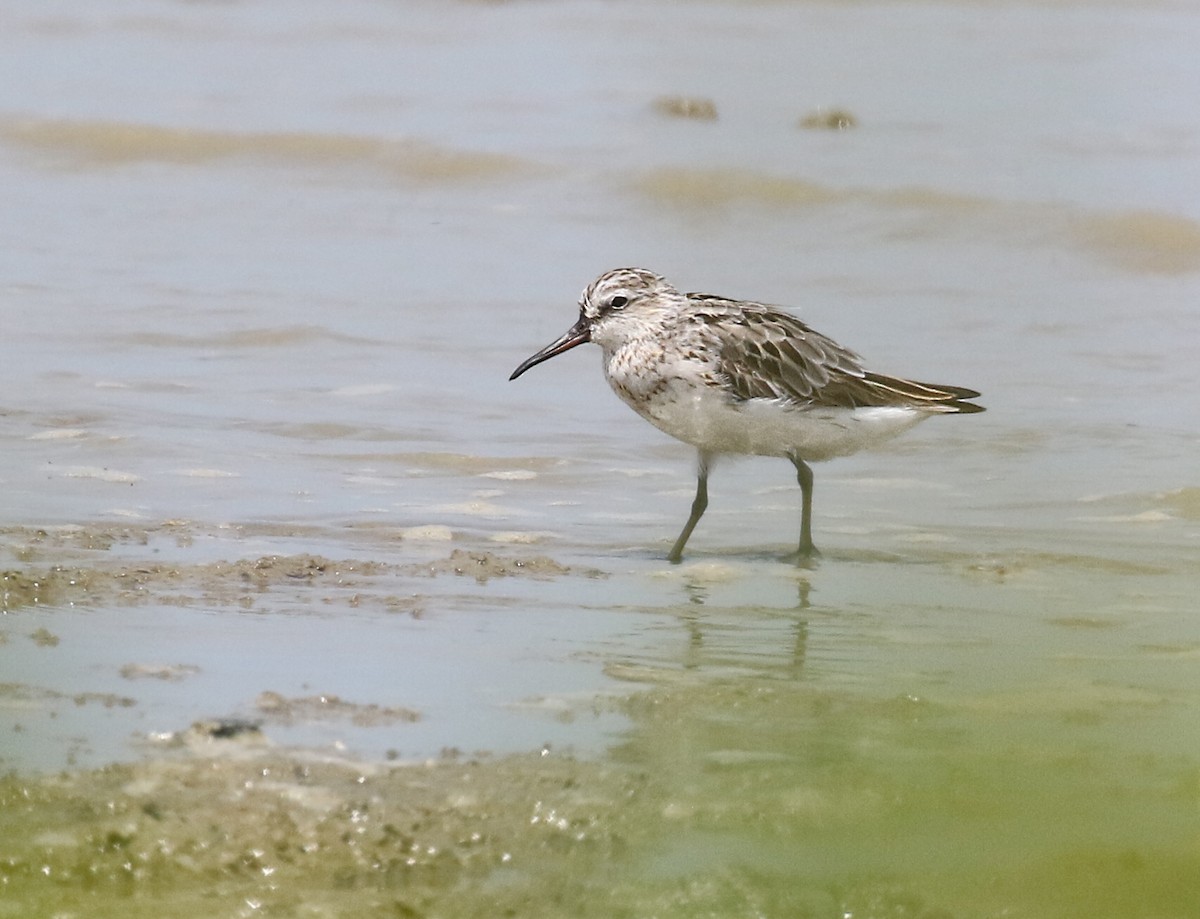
[510,268,983,562]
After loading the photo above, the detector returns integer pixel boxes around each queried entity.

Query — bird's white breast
[602,343,929,462]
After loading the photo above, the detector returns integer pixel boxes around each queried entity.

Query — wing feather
[685,294,983,413]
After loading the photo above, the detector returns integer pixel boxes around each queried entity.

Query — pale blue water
[0,1,1197,915]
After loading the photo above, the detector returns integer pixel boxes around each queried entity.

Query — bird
[509,267,983,562]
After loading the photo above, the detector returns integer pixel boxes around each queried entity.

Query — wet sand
[5,735,1193,919]
[4,517,1198,916]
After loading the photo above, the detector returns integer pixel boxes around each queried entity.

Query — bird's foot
[780,544,821,568]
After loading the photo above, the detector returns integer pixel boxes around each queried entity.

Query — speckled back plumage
[580,268,982,415]
[691,295,981,412]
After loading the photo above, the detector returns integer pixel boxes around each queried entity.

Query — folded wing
[689,296,984,414]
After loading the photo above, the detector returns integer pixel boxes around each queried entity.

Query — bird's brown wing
[687,295,983,413]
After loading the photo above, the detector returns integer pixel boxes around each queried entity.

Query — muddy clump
[1,553,395,612]
[798,107,857,130]
[653,95,718,121]
[412,549,572,583]
[256,690,420,727]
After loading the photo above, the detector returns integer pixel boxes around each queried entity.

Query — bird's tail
[862,373,985,413]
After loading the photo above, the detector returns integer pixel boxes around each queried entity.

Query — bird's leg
[668,454,709,563]
[789,455,820,560]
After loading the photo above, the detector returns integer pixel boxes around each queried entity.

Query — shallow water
[1,1,1198,916]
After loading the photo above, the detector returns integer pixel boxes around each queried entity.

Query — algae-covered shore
[3,523,1198,918]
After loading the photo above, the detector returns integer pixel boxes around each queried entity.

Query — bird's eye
[609,295,628,310]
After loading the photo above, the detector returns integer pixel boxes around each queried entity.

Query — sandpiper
[510,268,983,561]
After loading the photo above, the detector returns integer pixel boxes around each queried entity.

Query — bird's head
[509,267,682,380]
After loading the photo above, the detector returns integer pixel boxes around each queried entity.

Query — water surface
[1,1,1197,916]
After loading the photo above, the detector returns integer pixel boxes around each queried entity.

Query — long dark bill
[508,315,591,381]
